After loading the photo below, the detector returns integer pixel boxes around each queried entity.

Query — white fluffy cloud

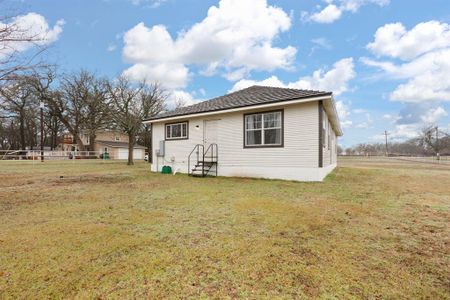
[421,107,448,124]
[0,13,64,58]
[163,89,209,109]
[389,56,450,102]
[310,4,342,24]
[367,21,450,60]
[230,58,355,131]
[340,0,389,12]
[370,104,448,142]
[355,113,373,129]
[230,58,355,95]
[364,21,450,103]
[122,0,295,88]
[336,100,353,128]
[230,75,285,92]
[382,113,401,123]
[304,0,389,24]
[390,124,421,139]
[290,58,355,95]
[371,123,422,142]
[123,62,189,89]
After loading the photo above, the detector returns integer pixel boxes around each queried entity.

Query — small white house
[144,86,342,181]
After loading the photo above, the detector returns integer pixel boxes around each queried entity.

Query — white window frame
[165,122,188,140]
[244,110,283,148]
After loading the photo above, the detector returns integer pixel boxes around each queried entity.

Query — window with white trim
[245,111,282,147]
[165,122,188,140]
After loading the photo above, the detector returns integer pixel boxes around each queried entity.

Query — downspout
[318,100,323,168]
[150,123,153,168]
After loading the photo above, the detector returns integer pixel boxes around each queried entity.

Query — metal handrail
[188,143,219,176]
[188,144,204,175]
[204,143,218,160]
[204,143,218,176]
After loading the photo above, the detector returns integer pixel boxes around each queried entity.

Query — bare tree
[25,69,86,149]
[138,83,166,160]
[107,76,166,165]
[417,125,447,155]
[28,69,112,151]
[0,78,32,149]
[173,98,187,109]
[0,10,48,82]
[43,105,61,150]
[60,70,111,151]
[0,118,6,148]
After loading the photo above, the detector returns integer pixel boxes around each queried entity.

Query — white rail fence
[0,150,116,161]
[339,155,450,165]
[389,155,450,165]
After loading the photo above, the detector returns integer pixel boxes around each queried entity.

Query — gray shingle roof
[145,85,332,121]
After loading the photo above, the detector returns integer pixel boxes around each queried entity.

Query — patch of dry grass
[0,159,449,298]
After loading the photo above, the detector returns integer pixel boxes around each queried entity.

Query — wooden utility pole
[435,126,440,160]
[384,130,389,156]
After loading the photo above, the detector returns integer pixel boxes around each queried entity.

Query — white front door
[203,120,219,146]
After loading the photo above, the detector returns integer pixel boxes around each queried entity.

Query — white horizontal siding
[151,101,336,181]
[217,102,318,168]
[152,117,204,167]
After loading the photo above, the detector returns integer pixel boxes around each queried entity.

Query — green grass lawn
[0,159,449,298]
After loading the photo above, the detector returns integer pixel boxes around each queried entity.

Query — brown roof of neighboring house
[144,85,332,121]
[95,140,146,149]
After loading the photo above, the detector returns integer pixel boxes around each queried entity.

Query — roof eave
[143,94,333,124]
[323,95,343,136]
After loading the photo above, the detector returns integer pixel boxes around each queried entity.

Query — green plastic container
[161,166,172,174]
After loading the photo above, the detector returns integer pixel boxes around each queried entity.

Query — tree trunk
[19,112,26,150]
[75,135,85,151]
[89,133,96,151]
[51,116,58,150]
[50,109,85,151]
[71,130,85,151]
[128,132,134,166]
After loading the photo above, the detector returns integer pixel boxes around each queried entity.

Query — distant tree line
[0,6,169,165]
[0,69,167,164]
[340,126,450,157]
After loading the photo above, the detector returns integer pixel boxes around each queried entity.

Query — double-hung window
[244,111,283,147]
[165,122,188,140]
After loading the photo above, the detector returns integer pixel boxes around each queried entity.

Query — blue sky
[6,0,450,147]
